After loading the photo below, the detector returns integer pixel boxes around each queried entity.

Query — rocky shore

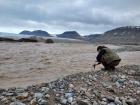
[0,65,140,105]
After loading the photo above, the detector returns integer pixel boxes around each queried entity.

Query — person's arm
[93,62,101,69]
[96,49,106,63]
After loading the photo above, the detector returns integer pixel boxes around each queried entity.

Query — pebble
[125,98,137,105]
[15,88,25,93]
[130,80,140,86]
[65,92,73,98]
[111,75,118,82]
[115,79,124,87]
[107,96,114,103]
[100,101,107,105]
[115,97,122,105]
[10,101,26,105]
[38,99,48,105]
[6,92,15,96]
[93,100,99,105]
[1,97,9,104]
[45,94,51,99]
[77,100,89,105]
[60,98,67,104]
[67,97,74,103]
[41,87,49,93]
[120,75,126,79]
[107,102,116,105]
[122,99,128,105]
[16,92,29,100]
[30,98,37,105]
[102,98,107,102]
[34,93,43,99]
[69,84,75,88]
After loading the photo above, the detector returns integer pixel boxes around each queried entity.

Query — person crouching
[93,46,121,70]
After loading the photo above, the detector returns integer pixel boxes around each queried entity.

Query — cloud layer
[0,0,140,35]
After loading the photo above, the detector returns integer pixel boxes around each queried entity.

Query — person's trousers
[102,59,121,70]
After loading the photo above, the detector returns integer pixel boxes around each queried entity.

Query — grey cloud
[0,0,140,34]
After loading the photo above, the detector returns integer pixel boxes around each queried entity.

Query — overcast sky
[0,0,140,35]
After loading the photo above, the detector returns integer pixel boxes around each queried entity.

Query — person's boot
[110,66,115,70]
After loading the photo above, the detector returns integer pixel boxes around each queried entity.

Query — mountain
[86,26,140,45]
[84,34,102,42]
[19,30,52,37]
[57,31,83,40]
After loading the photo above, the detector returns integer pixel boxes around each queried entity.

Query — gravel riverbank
[0,65,140,105]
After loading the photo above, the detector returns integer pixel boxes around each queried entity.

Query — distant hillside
[86,26,140,45]
[19,30,52,37]
[84,34,102,42]
[57,31,83,40]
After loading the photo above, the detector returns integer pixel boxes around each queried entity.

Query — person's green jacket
[97,47,121,64]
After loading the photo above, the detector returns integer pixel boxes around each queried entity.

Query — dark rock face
[57,31,83,39]
[19,30,51,37]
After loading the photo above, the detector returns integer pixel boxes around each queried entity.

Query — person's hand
[92,64,96,69]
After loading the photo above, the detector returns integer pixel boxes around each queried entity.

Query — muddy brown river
[0,42,140,88]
